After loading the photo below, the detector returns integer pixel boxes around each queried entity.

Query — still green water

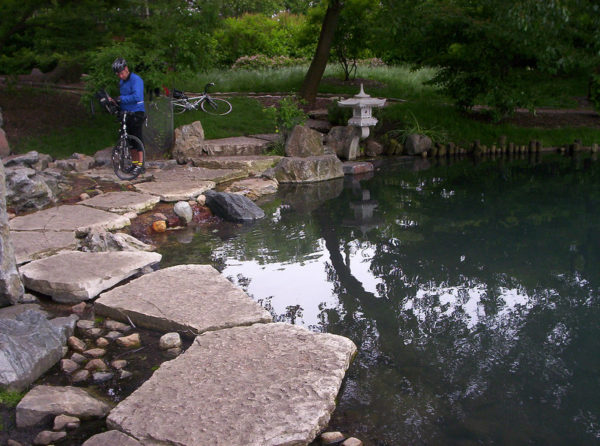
[159,154,600,445]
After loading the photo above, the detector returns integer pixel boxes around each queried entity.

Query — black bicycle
[96,90,146,180]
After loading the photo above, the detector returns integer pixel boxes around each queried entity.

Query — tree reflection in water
[159,154,600,445]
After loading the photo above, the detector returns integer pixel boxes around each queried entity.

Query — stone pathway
[4,141,363,445]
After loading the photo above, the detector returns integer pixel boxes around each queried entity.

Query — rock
[111,359,127,370]
[404,134,432,155]
[365,139,384,157]
[152,220,167,232]
[104,331,122,341]
[172,121,205,161]
[33,430,67,445]
[92,371,113,382]
[0,163,24,306]
[306,118,332,133]
[0,310,76,391]
[223,177,278,200]
[285,125,325,158]
[7,440,23,446]
[70,353,86,364]
[105,319,131,332]
[60,359,79,374]
[92,147,112,166]
[95,265,272,335]
[342,438,363,446]
[119,369,133,379]
[0,128,10,157]
[19,251,162,303]
[77,229,154,252]
[173,201,193,224]
[164,347,182,358]
[84,359,107,371]
[96,337,109,347]
[71,302,87,315]
[77,320,95,330]
[4,166,58,212]
[83,348,106,358]
[325,126,361,160]
[274,155,344,183]
[16,385,111,428]
[80,192,90,200]
[87,327,104,338]
[67,336,86,352]
[204,189,265,222]
[53,414,80,430]
[81,430,142,446]
[321,431,345,444]
[196,194,206,206]
[106,323,357,446]
[54,153,95,172]
[71,369,90,383]
[2,151,39,168]
[79,191,160,215]
[159,332,182,350]
[116,333,141,348]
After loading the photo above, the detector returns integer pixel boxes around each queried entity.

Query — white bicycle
[171,82,232,116]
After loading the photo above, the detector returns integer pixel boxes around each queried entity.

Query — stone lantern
[338,84,386,139]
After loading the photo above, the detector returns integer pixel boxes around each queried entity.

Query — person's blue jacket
[119,72,145,113]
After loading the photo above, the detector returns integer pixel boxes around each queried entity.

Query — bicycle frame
[178,94,207,111]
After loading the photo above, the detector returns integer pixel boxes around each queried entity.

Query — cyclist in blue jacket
[109,57,145,173]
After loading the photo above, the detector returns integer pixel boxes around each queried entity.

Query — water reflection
[159,155,600,445]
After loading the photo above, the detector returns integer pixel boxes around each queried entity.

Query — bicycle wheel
[201,97,232,116]
[112,135,145,180]
[172,99,188,114]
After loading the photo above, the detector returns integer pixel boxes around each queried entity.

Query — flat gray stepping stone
[190,155,282,175]
[16,385,110,428]
[82,430,142,446]
[199,136,272,156]
[9,205,130,234]
[95,264,272,335]
[11,230,77,265]
[80,191,160,214]
[107,323,357,446]
[151,165,245,184]
[19,251,162,303]
[134,179,215,202]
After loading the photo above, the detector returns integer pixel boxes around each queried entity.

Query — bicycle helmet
[112,57,128,74]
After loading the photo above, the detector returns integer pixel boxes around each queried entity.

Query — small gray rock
[159,332,182,350]
[173,201,193,224]
[33,430,67,445]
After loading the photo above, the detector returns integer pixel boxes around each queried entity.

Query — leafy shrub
[0,390,25,408]
[232,55,308,70]
[263,97,308,146]
[214,13,312,67]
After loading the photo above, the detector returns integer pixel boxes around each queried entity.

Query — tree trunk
[299,0,343,105]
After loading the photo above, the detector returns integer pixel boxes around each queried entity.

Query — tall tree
[299,0,343,105]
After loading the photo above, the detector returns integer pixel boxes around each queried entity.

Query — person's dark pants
[126,111,145,142]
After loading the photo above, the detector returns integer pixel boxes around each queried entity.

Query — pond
[158,153,600,446]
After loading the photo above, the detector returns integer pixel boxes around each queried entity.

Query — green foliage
[268,97,308,136]
[214,12,312,67]
[327,100,352,126]
[386,110,448,144]
[232,55,308,70]
[0,389,25,408]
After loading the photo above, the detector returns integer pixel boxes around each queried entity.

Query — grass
[0,389,25,408]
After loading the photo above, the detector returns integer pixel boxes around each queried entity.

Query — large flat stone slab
[107,323,357,446]
[190,155,282,175]
[200,136,272,156]
[9,205,130,234]
[151,165,245,184]
[80,191,160,214]
[19,251,162,303]
[134,179,216,202]
[16,385,111,427]
[11,230,77,265]
[95,264,272,336]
